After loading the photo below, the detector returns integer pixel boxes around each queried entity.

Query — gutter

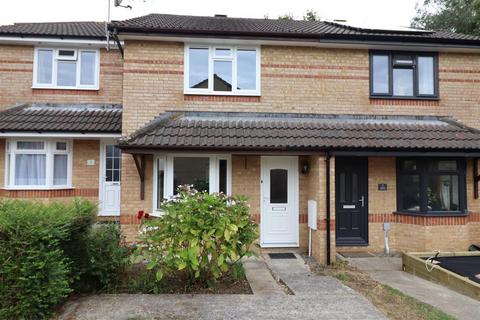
[325,151,331,265]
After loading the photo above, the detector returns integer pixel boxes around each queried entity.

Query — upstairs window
[33,48,99,89]
[370,51,438,99]
[185,45,260,95]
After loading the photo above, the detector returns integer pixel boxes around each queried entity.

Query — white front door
[260,156,299,247]
[99,143,121,216]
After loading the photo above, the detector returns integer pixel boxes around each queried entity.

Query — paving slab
[349,256,480,320]
[59,254,386,320]
[242,257,285,296]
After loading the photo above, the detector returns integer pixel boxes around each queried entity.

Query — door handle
[359,196,365,207]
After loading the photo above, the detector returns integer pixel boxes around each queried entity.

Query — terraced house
[1,13,480,264]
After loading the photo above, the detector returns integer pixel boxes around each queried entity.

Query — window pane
[339,172,346,202]
[394,54,414,65]
[393,68,413,96]
[57,61,77,86]
[215,48,231,56]
[372,55,389,94]
[427,175,459,211]
[173,157,210,193]
[54,154,68,185]
[270,169,288,203]
[80,51,96,85]
[58,49,75,58]
[157,158,165,209]
[15,154,46,186]
[37,50,53,84]
[418,56,435,95]
[428,160,457,171]
[237,50,257,90]
[399,174,420,211]
[402,160,418,171]
[219,159,228,194]
[56,142,67,151]
[213,60,232,91]
[17,141,44,150]
[189,48,209,89]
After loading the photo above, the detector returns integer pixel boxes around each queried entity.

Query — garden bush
[0,199,128,319]
[136,185,258,286]
[81,223,129,292]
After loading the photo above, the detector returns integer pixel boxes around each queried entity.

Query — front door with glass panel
[261,156,299,247]
[100,143,121,216]
[335,157,368,246]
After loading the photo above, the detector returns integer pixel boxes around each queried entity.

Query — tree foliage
[303,9,320,21]
[276,9,320,21]
[411,0,480,35]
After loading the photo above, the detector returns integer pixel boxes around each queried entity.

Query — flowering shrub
[136,185,257,285]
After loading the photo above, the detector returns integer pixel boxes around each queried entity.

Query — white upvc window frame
[152,154,232,215]
[4,139,73,189]
[184,44,261,96]
[32,47,100,90]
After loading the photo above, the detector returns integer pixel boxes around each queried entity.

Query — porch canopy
[118,111,480,155]
[0,103,122,136]
[118,111,480,200]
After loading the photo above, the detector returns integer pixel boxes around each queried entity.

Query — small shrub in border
[136,185,258,286]
[81,223,129,292]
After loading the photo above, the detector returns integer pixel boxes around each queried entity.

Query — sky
[0,0,421,28]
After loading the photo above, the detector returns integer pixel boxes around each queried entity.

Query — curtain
[53,154,68,185]
[15,154,46,186]
[440,177,451,210]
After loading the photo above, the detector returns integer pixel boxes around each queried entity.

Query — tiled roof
[119,111,480,152]
[0,103,122,133]
[109,14,480,45]
[0,21,106,39]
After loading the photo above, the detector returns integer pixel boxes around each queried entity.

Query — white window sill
[2,186,74,191]
[184,90,260,97]
[32,86,99,91]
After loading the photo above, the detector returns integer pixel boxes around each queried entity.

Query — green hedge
[0,199,128,319]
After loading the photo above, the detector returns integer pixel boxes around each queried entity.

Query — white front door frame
[260,156,299,247]
[98,140,121,216]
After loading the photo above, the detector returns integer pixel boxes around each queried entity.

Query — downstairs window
[396,158,466,215]
[153,155,231,212]
[5,140,72,189]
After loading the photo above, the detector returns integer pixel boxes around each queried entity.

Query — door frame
[260,156,299,248]
[335,157,369,246]
[98,140,121,216]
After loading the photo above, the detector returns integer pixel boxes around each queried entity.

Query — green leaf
[146,260,156,270]
[156,269,164,281]
[218,254,225,266]
[224,229,231,241]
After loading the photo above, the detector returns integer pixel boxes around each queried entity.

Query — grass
[308,259,456,320]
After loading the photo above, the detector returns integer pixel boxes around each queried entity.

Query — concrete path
[242,256,285,296]
[348,256,480,320]
[59,254,386,320]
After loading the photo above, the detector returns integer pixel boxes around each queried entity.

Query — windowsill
[393,211,468,217]
[184,91,261,97]
[32,86,99,91]
[2,186,74,191]
[370,96,440,101]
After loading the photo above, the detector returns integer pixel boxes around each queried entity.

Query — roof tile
[0,103,122,133]
[119,111,480,152]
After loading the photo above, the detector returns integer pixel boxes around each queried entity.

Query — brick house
[1,14,480,264]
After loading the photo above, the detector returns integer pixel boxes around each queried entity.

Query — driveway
[347,254,480,320]
[59,254,386,320]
